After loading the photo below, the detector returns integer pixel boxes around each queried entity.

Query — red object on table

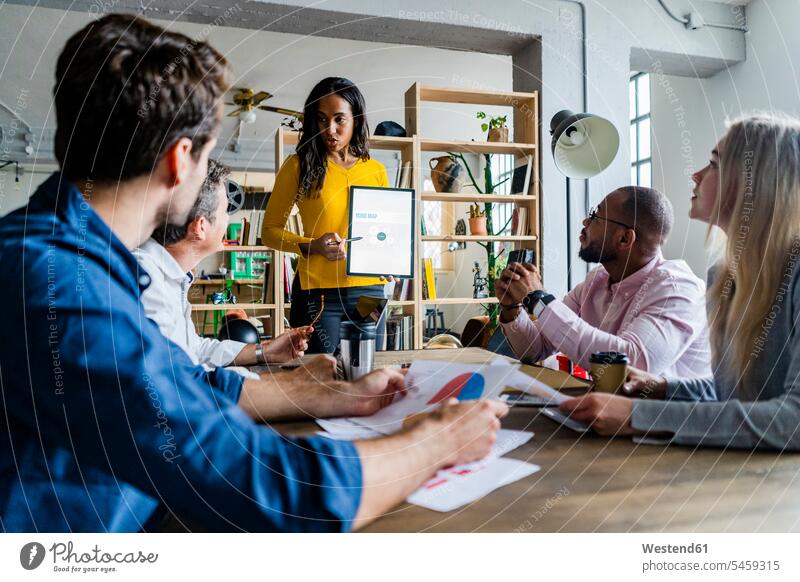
[556,354,589,380]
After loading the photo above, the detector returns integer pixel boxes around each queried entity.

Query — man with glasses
[496,186,712,388]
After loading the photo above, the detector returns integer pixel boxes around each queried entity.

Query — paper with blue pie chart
[347,360,519,435]
[346,186,414,278]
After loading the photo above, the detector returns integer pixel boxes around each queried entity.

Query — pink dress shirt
[500,253,712,378]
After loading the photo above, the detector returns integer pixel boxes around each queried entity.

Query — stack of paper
[315,359,543,512]
[408,429,538,512]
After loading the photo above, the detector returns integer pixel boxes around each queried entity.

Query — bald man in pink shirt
[496,186,711,384]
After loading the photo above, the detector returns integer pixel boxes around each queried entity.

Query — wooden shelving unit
[268,83,539,349]
[407,82,540,348]
[193,278,263,285]
[219,245,271,252]
[191,303,276,311]
[421,191,537,204]
[189,244,282,337]
[421,235,538,242]
[422,297,499,305]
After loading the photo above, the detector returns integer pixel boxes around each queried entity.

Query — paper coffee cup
[590,352,629,393]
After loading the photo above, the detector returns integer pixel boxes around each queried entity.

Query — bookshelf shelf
[420,191,536,203]
[419,138,535,155]
[422,297,499,305]
[191,303,276,311]
[422,235,538,242]
[220,245,270,252]
[193,278,263,285]
[279,130,413,151]
[418,85,538,106]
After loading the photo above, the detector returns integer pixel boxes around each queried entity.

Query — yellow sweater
[262,154,389,290]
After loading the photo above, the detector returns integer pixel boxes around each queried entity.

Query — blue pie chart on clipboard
[427,373,486,404]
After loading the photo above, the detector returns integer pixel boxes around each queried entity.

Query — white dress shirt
[134,239,256,377]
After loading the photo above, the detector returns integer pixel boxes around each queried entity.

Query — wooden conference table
[266,348,800,533]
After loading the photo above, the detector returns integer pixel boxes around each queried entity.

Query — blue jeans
[289,280,386,354]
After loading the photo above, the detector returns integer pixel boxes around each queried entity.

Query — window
[422,176,444,268]
[630,72,651,187]
[490,154,514,235]
[422,177,454,270]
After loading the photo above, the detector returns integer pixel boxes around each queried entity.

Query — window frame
[630,72,652,187]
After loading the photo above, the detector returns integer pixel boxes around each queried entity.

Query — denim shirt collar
[36,172,151,292]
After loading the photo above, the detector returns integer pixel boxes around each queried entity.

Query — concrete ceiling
[3,0,537,56]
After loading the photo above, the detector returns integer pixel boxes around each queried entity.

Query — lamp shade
[550,109,620,179]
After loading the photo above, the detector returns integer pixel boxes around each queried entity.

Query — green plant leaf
[481,123,488,132]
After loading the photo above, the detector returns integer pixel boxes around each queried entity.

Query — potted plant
[467,203,487,235]
[447,150,516,341]
[477,111,509,142]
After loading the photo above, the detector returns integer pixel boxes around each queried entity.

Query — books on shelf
[283,255,295,301]
[512,206,528,236]
[230,210,266,246]
[262,260,274,304]
[251,210,265,245]
[386,314,413,351]
[241,217,250,246]
[510,155,533,197]
[396,161,412,189]
[421,258,436,300]
[392,278,412,301]
[285,212,304,237]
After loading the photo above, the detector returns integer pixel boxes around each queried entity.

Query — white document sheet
[315,418,383,440]
[408,429,535,512]
[408,457,540,512]
[348,360,519,435]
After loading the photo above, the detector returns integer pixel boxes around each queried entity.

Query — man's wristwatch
[254,343,266,364]
[523,290,556,318]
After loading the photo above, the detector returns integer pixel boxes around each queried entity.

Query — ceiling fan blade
[227,107,244,117]
[251,91,273,105]
[257,105,304,119]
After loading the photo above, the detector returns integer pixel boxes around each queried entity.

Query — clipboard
[346,185,415,279]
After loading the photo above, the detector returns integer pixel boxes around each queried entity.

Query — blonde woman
[560,113,800,450]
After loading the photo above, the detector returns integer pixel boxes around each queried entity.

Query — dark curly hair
[296,77,370,199]
[54,13,231,182]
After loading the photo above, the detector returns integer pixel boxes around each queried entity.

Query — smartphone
[508,248,536,266]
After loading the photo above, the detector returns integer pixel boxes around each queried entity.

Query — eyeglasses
[309,294,325,328]
[587,207,635,230]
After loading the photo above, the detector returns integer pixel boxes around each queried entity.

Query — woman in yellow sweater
[262,77,389,353]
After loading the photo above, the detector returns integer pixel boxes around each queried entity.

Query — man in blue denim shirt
[0,14,506,532]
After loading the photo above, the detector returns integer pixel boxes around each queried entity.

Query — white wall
[0,5,512,215]
[650,73,719,278]
[651,0,800,278]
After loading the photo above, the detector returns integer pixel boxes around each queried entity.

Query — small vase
[468,216,487,236]
[429,155,465,193]
[487,126,509,143]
